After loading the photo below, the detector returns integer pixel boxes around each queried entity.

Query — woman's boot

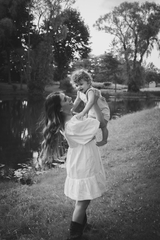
[82,213,87,232]
[67,221,84,240]
[82,213,92,232]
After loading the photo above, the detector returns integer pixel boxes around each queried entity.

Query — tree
[145,63,160,87]
[53,8,91,81]
[70,53,122,86]
[99,53,122,92]
[94,1,160,92]
[25,0,74,95]
[0,0,33,84]
[0,0,75,94]
[71,58,91,70]
[26,0,77,95]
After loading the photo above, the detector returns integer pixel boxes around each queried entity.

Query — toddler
[70,69,110,146]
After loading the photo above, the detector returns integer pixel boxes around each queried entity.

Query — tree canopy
[94,1,160,91]
[0,0,34,84]
[53,8,91,81]
[0,0,91,95]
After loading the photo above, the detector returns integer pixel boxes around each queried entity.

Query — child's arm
[71,92,81,114]
[76,90,95,119]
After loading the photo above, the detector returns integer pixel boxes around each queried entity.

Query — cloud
[74,0,106,24]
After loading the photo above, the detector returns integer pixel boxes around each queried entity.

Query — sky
[73,0,160,68]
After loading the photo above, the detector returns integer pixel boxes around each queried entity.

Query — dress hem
[64,172,106,201]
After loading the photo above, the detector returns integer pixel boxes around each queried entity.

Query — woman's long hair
[38,92,66,168]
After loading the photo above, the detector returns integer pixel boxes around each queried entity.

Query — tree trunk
[126,64,140,92]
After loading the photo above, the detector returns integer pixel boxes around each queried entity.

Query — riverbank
[0,82,60,99]
[1,82,160,100]
[0,107,160,240]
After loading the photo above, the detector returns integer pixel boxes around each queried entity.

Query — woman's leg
[72,200,90,224]
[67,200,90,239]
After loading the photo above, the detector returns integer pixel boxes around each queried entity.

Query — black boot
[82,214,87,232]
[67,221,84,240]
[82,213,92,232]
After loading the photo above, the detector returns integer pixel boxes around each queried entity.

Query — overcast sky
[73,0,160,68]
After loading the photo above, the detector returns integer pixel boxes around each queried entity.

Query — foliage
[53,8,91,81]
[95,53,122,85]
[94,1,160,92]
[0,165,14,180]
[0,0,77,93]
[145,70,160,86]
[26,0,74,94]
[28,39,54,96]
[14,163,36,185]
[71,58,93,73]
[0,0,34,84]
[71,53,123,85]
[59,76,74,93]
[144,62,160,86]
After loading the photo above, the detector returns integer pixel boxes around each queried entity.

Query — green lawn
[0,108,160,240]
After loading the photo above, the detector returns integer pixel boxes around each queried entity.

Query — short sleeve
[65,116,100,145]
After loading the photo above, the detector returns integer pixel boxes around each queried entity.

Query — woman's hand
[71,108,78,115]
[75,112,85,120]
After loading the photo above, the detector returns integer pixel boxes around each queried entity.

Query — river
[0,94,160,169]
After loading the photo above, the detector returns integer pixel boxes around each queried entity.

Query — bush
[60,77,74,93]
[14,163,36,185]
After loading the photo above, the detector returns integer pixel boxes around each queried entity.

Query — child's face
[75,80,90,93]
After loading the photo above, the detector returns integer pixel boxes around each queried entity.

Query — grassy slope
[0,108,160,240]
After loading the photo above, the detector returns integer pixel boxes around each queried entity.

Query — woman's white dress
[64,115,106,201]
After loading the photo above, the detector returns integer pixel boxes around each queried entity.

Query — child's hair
[70,69,92,86]
[38,92,66,166]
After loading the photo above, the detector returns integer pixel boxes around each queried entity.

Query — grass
[0,108,160,240]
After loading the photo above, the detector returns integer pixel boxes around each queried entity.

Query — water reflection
[0,96,159,169]
[108,97,158,119]
[0,98,44,169]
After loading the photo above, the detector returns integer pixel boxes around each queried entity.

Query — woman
[41,92,106,240]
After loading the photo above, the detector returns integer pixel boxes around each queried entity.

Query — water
[0,95,159,169]
[108,97,159,119]
[0,98,44,169]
